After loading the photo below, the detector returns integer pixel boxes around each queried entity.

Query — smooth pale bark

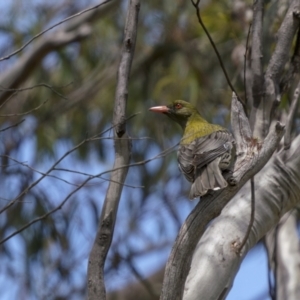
[265,210,300,300]
[160,1,300,299]
[276,212,300,299]
[183,135,300,300]
[159,94,285,300]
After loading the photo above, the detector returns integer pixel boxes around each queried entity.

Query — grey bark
[87,0,140,299]
[161,1,300,299]
[265,210,300,300]
[183,135,300,299]
[160,94,285,300]
[249,0,264,134]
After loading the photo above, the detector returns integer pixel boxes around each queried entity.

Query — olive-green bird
[149,100,235,199]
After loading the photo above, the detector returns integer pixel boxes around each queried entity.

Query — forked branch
[160,93,284,300]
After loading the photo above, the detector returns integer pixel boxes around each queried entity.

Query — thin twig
[190,0,244,107]
[272,225,279,300]
[0,99,49,117]
[0,196,33,203]
[0,82,69,100]
[0,120,122,214]
[0,174,93,244]
[0,83,70,110]
[0,140,177,241]
[266,237,276,300]
[0,143,177,243]
[54,167,144,188]
[3,156,80,187]
[0,114,159,215]
[0,119,24,132]
[0,0,112,61]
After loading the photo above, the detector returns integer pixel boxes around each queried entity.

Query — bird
[149,100,235,199]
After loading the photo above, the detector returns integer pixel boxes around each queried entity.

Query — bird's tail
[189,157,227,199]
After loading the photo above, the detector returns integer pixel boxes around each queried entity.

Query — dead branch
[87,1,140,299]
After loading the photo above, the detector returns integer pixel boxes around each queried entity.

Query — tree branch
[160,93,284,300]
[260,0,300,137]
[183,135,300,300]
[0,0,117,105]
[87,0,140,299]
[265,210,300,299]
[249,0,264,132]
[190,0,245,108]
[266,1,300,82]
[284,80,300,149]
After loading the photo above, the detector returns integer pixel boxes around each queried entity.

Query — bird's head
[149,100,199,129]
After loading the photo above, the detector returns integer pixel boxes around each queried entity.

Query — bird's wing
[178,130,233,182]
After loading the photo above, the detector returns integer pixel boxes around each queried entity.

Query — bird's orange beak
[149,105,170,113]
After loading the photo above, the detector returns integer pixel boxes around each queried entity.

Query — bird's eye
[175,103,182,109]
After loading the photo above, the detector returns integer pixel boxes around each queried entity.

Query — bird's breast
[181,123,224,145]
